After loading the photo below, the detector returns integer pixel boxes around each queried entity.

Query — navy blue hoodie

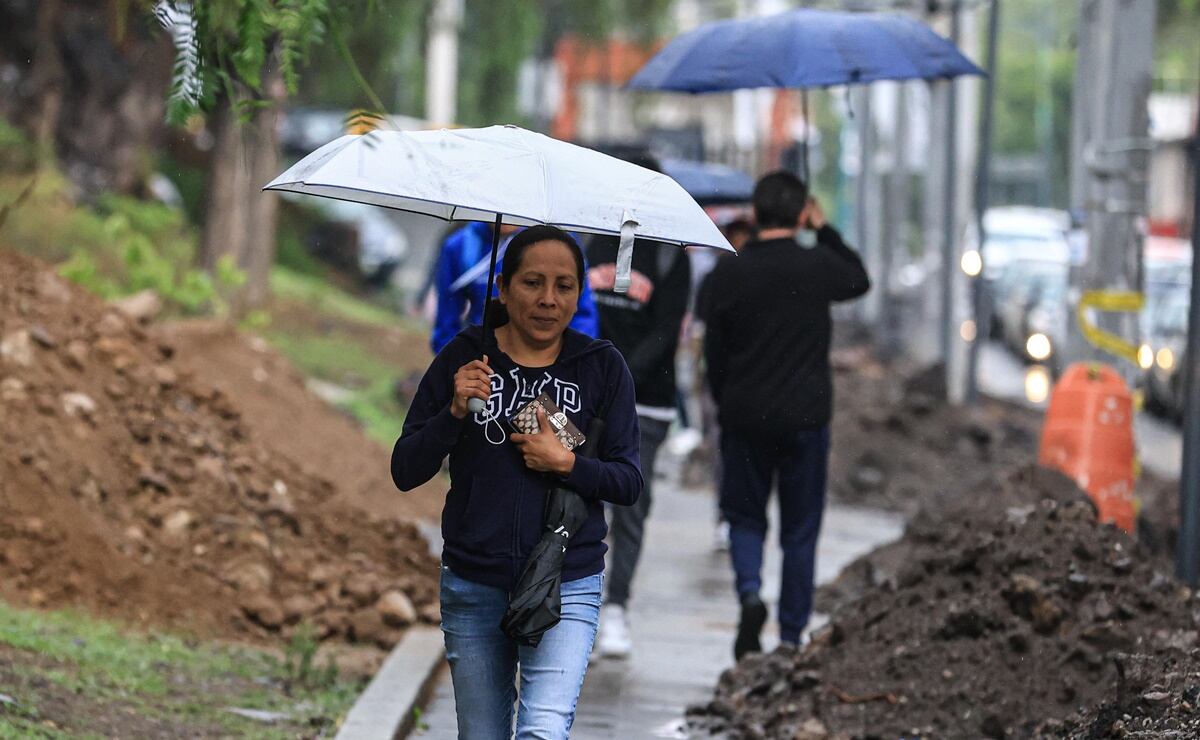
[391,325,643,590]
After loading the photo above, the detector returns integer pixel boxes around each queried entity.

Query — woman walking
[392,225,642,739]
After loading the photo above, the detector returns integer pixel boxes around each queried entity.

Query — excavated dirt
[160,320,443,525]
[827,349,1046,517]
[0,249,438,647]
[1046,650,1200,738]
[688,490,1198,739]
[689,351,1197,739]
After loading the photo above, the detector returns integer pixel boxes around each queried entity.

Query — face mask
[796,229,818,248]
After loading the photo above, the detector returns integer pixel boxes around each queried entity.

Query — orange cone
[1038,363,1137,532]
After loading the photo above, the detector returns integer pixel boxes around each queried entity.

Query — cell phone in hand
[508,392,586,451]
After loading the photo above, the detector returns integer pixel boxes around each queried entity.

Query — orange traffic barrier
[1038,362,1137,532]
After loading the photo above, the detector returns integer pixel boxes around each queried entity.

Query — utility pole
[881,81,909,360]
[1065,0,1156,370]
[1180,121,1200,585]
[938,0,962,400]
[965,0,1000,405]
[854,86,879,325]
[426,0,463,126]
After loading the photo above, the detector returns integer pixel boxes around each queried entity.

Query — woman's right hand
[450,355,494,418]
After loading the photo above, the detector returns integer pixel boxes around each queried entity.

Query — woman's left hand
[511,407,576,476]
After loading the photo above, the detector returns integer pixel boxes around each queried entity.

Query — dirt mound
[0,249,438,646]
[688,491,1197,738]
[828,349,1044,517]
[160,320,443,524]
[1045,650,1200,738]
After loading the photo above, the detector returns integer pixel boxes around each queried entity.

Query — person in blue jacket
[393,225,642,739]
[431,221,600,353]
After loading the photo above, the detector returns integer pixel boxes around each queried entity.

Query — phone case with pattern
[508,392,586,451]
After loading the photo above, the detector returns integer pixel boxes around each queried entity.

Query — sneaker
[712,520,731,552]
[734,595,767,661]
[597,604,632,659]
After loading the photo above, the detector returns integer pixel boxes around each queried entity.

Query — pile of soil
[828,350,1045,517]
[160,320,443,525]
[688,482,1197,738]
[1048,650,1200,738]
[0,249,438,647]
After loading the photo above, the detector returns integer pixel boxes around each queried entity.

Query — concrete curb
[335,625,445,740]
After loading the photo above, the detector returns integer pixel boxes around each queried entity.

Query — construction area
[1,0,1198,738]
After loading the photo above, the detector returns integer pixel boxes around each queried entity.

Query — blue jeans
[440,565,602,739]
[719,426,830,644]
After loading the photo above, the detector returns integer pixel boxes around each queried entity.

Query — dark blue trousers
[719,426,830,644]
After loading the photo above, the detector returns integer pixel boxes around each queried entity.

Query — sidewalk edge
[335,625,445,740]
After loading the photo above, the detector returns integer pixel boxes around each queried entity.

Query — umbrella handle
[469,212,505,417]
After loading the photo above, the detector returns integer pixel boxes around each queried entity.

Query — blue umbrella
[628,8,983,92]
[661,158,755,206]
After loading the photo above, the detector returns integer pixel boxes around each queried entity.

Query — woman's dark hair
[499,225,585,288]
[486,224,585,328]
[753,171,809,229]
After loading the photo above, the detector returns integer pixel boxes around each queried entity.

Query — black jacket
[585,236,691,412]
[702,226,869,439]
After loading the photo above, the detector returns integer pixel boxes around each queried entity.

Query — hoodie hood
[455,324,616,366]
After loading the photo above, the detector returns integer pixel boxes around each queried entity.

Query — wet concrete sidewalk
[414,475,903,739]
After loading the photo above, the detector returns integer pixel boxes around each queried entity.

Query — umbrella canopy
[661,158,755,206]
[265,125,733,252]
[627,8,984,93]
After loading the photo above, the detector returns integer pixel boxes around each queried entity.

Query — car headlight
[1157,347,1175,371]
[1026,333,1052,361]
[1137,344,1154,370]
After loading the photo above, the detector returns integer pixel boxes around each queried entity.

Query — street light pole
[1177,122,1200,587]
[939,0,961,386]
[965,0,1000,405]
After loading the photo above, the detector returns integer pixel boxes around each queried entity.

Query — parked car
[1140,237,1191,339]
[1143,286,1190,422]
[969,207,1071,338]
[997,260,1068,356]
[1020,269,1069,375]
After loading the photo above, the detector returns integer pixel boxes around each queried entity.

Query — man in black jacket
[704,171,869,660]
[585,210,691,659]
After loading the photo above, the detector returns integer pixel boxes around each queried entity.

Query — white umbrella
[265,124,733,411]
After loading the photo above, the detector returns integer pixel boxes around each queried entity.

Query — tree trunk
[30,0,64,153]
[0,0,172,196]
[243,66,284,310]
[199,64,284,312]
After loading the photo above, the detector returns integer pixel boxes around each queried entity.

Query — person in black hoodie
[703,172,869,661]
[584,209,690,659]
[392,225,642,739]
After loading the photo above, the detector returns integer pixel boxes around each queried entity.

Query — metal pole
[881,82,908,360]
[854,87,874,323]
[479,212,504,350]
[965,0,1000,405]
[1177,123,1200,586]
[801,89,811,181]
[467,212,505,415]
[939,1,961,378]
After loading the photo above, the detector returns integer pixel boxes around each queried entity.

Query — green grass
[265,330,408,445]
[263,266,430,446]
[270,266,406,328]
[0,601,362,738]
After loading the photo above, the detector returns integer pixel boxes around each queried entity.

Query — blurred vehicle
[975,206,1071,277]
[1020,268,1069,375]
[314,199,411,286]
[1143,286,1190,422]
[968,207,1071,338]
[996,260,1067,345]
[1140,235,1192,339]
